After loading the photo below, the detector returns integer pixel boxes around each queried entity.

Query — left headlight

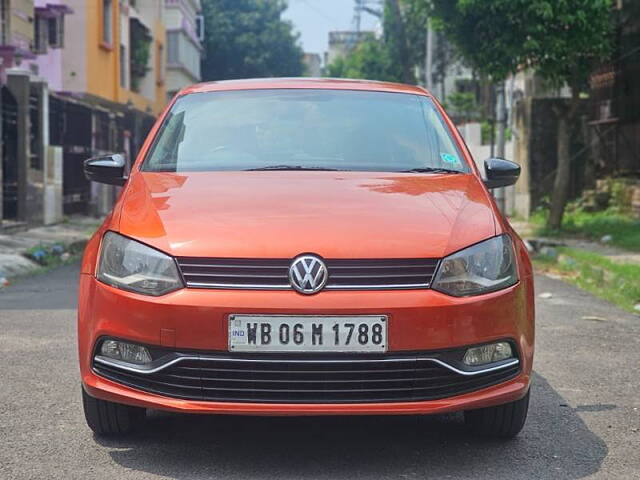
[97,231,183,296]
[432,234,518,297]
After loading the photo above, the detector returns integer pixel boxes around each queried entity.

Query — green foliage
[200,0,304,80]
[427,0,614,88]
[534,246,640,314]
[446,91,477,121]
[130,23,151,92]
[480,121,512,145]
[325,38,403,82]
[480,121,493,145]
[326,0,431,84]
[382,0,414,83]
[400,0,430,70]
[531,207,640,252]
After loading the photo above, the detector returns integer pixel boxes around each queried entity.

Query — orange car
[78,78,533,438]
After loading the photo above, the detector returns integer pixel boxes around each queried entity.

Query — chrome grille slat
[330,264,435,269]
[93,353,520,404]
[177,257,439,291]
[182,272,287,278]
[329,273,432,279]
[180,264,289,269]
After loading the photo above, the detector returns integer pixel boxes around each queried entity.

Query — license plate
[228,315,387,353]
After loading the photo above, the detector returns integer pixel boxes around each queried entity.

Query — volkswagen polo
[79,78,534,438]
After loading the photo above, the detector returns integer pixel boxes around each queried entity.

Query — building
[60,0,166,117]
[1,0,73,227]
[164,0,203,101]
[588,0,640,177]
[303,53,322,77]
[422,26,475,106]
[48,0,167,217]
[0,0,36,70]
[1,0,169,230]
[326,31,374,67]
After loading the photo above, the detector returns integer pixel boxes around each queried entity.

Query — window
[167,31,178,63]
[143,90,468,174]
[195,14,205,42]
[120,45,128,88]
[102,0,113,46]
[0,0,9,44]
[48,15,64,48]
[166,30,201,80]
[34,15,48,54]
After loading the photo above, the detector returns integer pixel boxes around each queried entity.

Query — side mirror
[484,158,521,189]
[84,154,127,186]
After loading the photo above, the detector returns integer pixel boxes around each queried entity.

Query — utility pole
[494,81,507,212]
[355,0,363,32]
[425,19,433,90]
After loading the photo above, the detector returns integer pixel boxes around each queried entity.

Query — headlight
[432,235,518,296]
[97,231,183,296]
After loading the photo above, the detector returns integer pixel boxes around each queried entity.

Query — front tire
[464,389,530,438]
[82,388,145,436]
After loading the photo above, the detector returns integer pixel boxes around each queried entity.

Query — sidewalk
[0,217,101,283]
[509,218,640,314]
[509,219,640,266]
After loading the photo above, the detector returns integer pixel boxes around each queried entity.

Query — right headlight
[97,231,183,296]
[432,235,518,297]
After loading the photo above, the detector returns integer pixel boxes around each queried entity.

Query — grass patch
[534,246,640,314]
[23,241,87,268]
[530,208,640,252]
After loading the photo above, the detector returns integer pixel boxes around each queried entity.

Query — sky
[283,0,380,56]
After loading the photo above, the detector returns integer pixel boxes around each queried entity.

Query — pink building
[28,1,72,90]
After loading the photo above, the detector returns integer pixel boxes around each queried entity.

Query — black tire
[464,389,530,438]
[82,388,146,436]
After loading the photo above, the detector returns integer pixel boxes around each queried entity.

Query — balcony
[167,29,201,83]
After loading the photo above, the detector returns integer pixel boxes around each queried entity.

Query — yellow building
[52,0,168,215]
[62,0,166,116]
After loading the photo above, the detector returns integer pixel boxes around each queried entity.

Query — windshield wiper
[244,165,344,171]
[396,167,465,174]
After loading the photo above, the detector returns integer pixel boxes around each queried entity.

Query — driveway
[1,263,638,479]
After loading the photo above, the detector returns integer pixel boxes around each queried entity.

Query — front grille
[93,354,520,404]
[176,257,440,290]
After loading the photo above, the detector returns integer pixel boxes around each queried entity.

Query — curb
[0,233,92,288]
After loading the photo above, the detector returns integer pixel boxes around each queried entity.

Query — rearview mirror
[84,154,127,186]
[483,158,521,189]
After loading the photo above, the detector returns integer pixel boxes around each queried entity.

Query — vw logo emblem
[289,255,328,295]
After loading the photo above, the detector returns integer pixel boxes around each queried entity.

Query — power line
[295,0,341,24]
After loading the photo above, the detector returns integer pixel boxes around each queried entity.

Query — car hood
[117,171,497,259]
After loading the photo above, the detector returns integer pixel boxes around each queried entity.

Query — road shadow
[96,372,607,480]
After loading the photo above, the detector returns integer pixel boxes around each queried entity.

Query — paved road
[1,263,639,479]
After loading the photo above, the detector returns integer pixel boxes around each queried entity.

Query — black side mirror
[84,154,127,186]
[484,158,521,189]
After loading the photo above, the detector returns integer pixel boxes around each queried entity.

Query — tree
[200,0,304,81]
[384,0,414,84]
[326,37,403,83]
[425,0,614,229]
[326,0,428,84]
[446,91,478,123]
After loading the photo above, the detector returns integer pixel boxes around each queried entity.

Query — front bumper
[78,274,534,415]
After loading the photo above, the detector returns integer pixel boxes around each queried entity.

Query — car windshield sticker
[440,152,461,165]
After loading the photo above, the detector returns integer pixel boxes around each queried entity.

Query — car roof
[179,77,432,97]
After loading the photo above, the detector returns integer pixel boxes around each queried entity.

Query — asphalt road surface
[1,262,639,479]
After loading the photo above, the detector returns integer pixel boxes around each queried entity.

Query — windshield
[142,89,469,173]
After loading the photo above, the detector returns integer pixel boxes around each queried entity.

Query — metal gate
[29,92,42,170]
[2,86,19,220]
[61,100,92,214]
